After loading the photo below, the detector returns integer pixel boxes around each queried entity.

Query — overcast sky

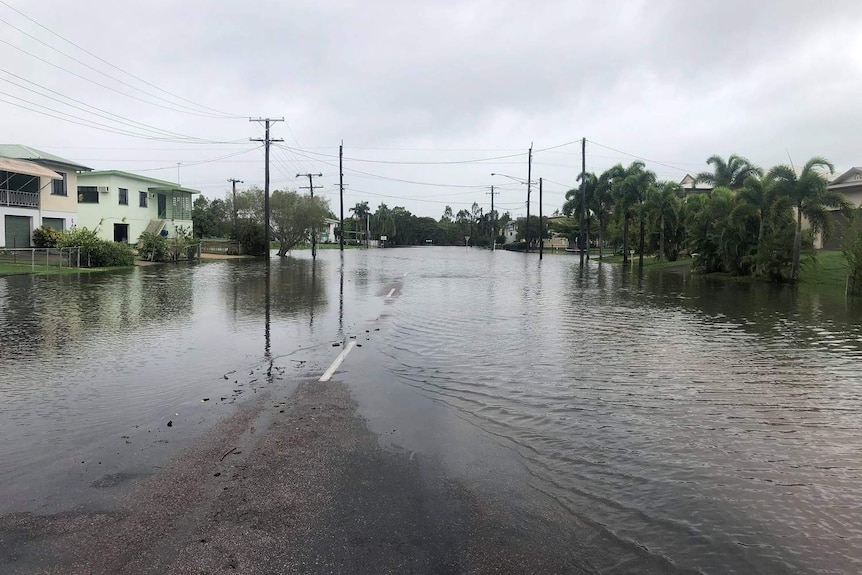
[2,0,860,218]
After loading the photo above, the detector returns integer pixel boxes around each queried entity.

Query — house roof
[0,144,92,172]
[79,170,200,194]
[830,167,862,187]
[679,173,713,190]
[0,157,63,180]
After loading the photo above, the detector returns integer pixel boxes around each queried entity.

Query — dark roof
[0,144,92,172]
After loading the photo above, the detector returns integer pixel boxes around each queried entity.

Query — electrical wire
[0,0,243,118]
[0,68,223,141]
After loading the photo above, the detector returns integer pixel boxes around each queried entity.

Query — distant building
[0,144,91,248]
[679,173,713,196]
[820,167,862,250]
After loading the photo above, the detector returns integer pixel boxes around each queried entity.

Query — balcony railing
[0,189,39,208]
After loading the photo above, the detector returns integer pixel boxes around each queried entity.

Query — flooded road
[2,248,861,574]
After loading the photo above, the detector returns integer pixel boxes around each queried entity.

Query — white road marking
[386,288,396,297]
[319,341,357,382]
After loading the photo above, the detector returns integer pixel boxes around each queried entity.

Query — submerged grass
[0,263,129,277]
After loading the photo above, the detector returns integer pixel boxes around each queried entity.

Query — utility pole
[339,141,344,252]
[228,178,243,239]
[250,117,284,259]
[539,177,544,260]
[526,143,533,253]
[486,185,499,251]
[579,137,587,265]
[297,172,324,259]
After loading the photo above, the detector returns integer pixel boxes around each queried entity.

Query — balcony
[1,188,39,209]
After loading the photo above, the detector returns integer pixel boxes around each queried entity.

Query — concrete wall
[76,173,193,243]
[39,168,79,214]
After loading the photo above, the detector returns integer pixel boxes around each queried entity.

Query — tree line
[558,153,851,283]
[330,201,513,247]
[192,186,330,256]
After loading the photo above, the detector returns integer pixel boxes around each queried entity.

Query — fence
[0,247,85,269]
[200,239,243,255]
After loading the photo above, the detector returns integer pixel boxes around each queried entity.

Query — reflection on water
[2,249,862,573]
[370,250,862,575]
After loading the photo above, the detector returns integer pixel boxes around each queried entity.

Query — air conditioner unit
[97,186,109,193]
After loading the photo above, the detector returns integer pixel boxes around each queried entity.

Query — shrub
[55,226,134,267]
[57,226,101,250]
[32,226,64,248]
[233,220,268,256]
[137,231,170,261]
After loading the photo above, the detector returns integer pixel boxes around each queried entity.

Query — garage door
[4,215,32,248]
[42,217,65,232]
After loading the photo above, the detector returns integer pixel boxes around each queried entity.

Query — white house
[76,171,199,243]
[0,144,91,248]
[320,217,339,243]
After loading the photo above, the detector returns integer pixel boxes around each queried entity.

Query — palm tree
[563,172,599,255]
[593,165,625,260]
[736,175,779,249]
[646,181,682,262]
[350,201,370,247]
[696,154,763,190]
[613,161,656,267]
[768,157,849,281]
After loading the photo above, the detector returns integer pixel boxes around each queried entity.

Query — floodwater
[2,248,861,574]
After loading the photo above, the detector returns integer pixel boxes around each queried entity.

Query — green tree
[593,165,624,259]
[695,154,763,189]
[613,161,656,266]
[768,157,849,281]
[646,181,682,262]
[350,201,371,246]
[271,191,330,256]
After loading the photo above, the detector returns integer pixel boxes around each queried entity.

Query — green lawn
[799,251,849,290]
[0,263,130,277]
[594,254,692,270]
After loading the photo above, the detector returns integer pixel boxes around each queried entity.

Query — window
[119,188,128,205]
[51,172,67,196]
[172,194,192,220]
[139,191,148,207]
[77,186,99,203]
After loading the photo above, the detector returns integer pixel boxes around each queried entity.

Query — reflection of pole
[526,143,533,252]
[338,252,344,338]
[539,177,544,260]
[264,263,272,380]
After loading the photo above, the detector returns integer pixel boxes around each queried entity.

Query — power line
[0,89,242,143]
[0,68,219,141]
[0,0,242,118]
[587,139,691,174]
[280,145,528,165]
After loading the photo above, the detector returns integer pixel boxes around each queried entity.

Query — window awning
[0,157,62,180]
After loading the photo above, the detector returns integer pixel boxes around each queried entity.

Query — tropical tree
[695,154,764,190]
[646,181,683,261]
[613,161,656,266]
[593,165,625,259]
[350,201,371,246]
[736,175,778,248]
[563,172,598,254]
[768,157,849,281]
